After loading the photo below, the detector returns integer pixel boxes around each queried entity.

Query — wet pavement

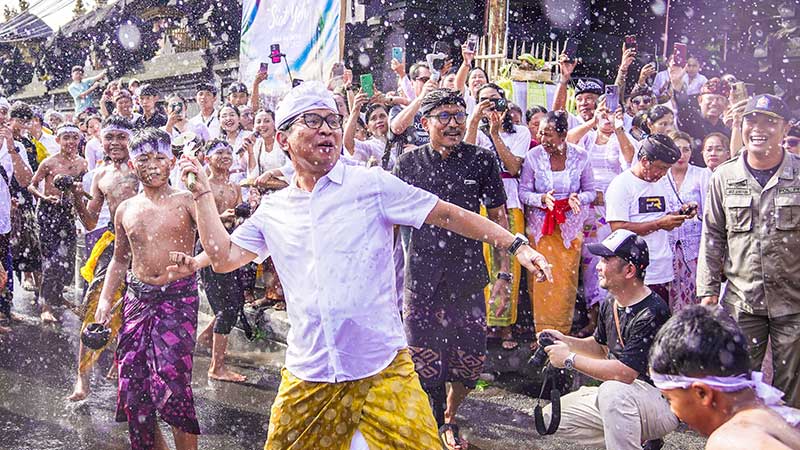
[0,283,707,450]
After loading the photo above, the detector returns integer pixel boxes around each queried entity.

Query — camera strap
[533,374,561,435]
[613,301,626,348]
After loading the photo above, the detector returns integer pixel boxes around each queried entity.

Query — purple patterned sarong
[115,273,200,449]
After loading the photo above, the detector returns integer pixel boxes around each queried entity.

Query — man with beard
[69,115,138,401]
[698,94,800,408]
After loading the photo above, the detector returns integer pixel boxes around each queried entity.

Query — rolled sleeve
[230,214,271,264]
[376,170,439,229]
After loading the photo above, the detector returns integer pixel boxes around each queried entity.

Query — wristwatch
[564,352,577,371]
[496,272,513,282]
[507,233,529,256]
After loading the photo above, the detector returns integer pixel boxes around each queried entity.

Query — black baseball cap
[743,94,789,121]
[587,229,649,271]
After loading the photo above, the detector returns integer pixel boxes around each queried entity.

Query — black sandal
[438,423,467,449]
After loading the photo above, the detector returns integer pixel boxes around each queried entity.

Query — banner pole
[339,0,347,61]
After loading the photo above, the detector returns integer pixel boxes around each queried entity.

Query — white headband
[56,124,82,137]
[651,371,800,426]
[205,142,231,157]
[129,141,173,158]
[101,125,132,138]
[0,97,9,110]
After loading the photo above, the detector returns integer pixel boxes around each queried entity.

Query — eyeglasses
[784,138,800,147]
[291,112,343,130]
[632,98,652,106]
[428,111,468,125]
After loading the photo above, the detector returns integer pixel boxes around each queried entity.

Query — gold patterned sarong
[265,349,439,450]
[483,207,525,327]
[78,231,124,373]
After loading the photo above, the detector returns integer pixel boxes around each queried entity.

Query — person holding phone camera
[163,93,210,143]
[605,134,691,302]
[464,83,531,349]
[698,94,800,409]
[538,229,677,450]
[664,131,707,314]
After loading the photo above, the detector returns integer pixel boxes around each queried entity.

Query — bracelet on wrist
[193,190,212,201]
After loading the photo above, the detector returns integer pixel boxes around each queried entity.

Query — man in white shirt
[605,134,694,301]
[188,83,220,139]
[0,97,34,331]
[172,81,552,450]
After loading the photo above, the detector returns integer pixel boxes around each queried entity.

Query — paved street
[0,285,706,450]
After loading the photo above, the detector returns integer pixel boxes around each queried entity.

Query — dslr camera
[529,331,556,369]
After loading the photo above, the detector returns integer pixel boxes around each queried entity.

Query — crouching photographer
[538,229,678,450]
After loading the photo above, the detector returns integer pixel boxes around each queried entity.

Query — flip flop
[438,423,468,450]
[501,339,519,351]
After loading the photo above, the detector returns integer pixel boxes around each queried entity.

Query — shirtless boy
[68,115,138,401]
[27,124,88,323]
[650,306,800,450]
[194,138,247,383]
[95,128,201,450]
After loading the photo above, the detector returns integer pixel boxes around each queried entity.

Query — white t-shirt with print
[604,169,675,284]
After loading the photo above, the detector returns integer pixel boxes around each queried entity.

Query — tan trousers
[542,379,678,449]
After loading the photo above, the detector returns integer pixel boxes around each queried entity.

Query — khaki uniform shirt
[697,151,800,317]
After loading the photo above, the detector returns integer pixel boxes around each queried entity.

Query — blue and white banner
[240,0,341,100]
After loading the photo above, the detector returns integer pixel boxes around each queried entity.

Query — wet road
[0,286,284,450]
[0,285,706,450]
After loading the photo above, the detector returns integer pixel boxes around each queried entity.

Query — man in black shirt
[674,76,732,166]
[394,88,522,449]
[132,84,167,130]
[540,229,677,450]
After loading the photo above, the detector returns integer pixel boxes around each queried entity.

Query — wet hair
[129,127,171,154]
[668,130,692,146]
[364,102,388,124]
[467,66,489,86]
[525,105,548,123]
[632,110,649,131]
[409,62,430,81]
[543,110,569,135]
[101,114,134,131]
[641,105,674,135]
[476,83,514,134]
[9,101,33,120]
[650,305,750,378]
[419,88,467,116]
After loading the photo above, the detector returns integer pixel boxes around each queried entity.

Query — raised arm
[425,199,552,281]
[179,156,257,273]
[343,91,369,156]
[390,79,437,135]
[455,43,474,95]
[251,69,268,112]
[552,54,577,112]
